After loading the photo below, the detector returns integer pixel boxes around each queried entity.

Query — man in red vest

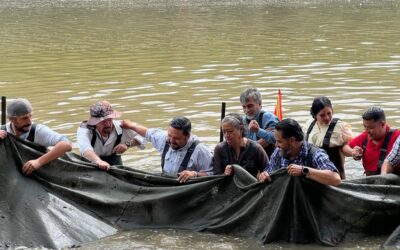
[342,107,400,176]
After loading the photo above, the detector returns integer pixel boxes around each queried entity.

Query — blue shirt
[243,110,279,145]
[264,141,338,173]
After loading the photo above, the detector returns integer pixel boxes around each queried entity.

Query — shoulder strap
[27,124,37,142]
[161,142,170,170]
[377,129,395,173]
[305,142,320,167]
[90,128,97,147]
[257,111,265,128]
[305,120,317,142]
[361,135,368,158]
[114,130,122,148]
[255,111,265,140]
[323,118,339,148]
[179,140,200,172]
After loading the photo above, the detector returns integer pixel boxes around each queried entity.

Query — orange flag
[274,89,283,121]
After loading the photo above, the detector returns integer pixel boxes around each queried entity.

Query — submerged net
[1,135,399,249]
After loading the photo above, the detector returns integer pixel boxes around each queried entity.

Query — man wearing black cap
[76,100,145,170]
[0,98,72,175]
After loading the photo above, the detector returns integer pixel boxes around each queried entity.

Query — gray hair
[240,88,262,105]
[221,113,245,137]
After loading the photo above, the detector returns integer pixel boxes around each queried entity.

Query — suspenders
[1,123,37,142]
[90,128,122,148]
[362,128,395,174]
[305,118,339,148]
[161,140,200,172]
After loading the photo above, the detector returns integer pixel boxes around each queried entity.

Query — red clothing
[349,125,400,172]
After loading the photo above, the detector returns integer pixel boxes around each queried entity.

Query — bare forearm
[37,141,72,166]
[341,144,353,157]
[307,169,341,186]
[83,149,102,163]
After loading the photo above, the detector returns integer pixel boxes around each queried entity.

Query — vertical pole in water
[1,96,6,125]
[219,102,226,142]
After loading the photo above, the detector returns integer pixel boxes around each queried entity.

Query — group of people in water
[1,88,400,187]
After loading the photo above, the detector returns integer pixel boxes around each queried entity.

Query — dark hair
[275,118,304,141]
[362,106,386,122]
[169,116,192,136]
[222,113,245,137]
[240,88,262,105]
[310,96,332,119]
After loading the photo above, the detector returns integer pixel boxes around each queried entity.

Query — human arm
[77,125,110,170]
[258,171,271,183]
[302,147,341,186]
[340,121,353,144]
[258,148,279,183]
[0,130,7,139]
[212,143,226,175]
[342,144,363,160]
[177,142,213,184]
[22,140,72,175]
[249,118,277,145]
[22,125,73,175]
[287,164,341,186]
[120,120,148,137]
[82,149,110,170]
[177,170,208,183]
[342,132,365,160]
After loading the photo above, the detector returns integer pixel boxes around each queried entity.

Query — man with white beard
[240,88,279,157]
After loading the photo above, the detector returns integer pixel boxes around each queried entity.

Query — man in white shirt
[0,98,72,175]
[77,100,145,170]
[121,116,213,183]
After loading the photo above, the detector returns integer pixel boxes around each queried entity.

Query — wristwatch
[125,141,132,147]
[302,167,309,177]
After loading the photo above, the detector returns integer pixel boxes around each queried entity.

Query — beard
[279,146,291,159]
[101,126,112,135]
[246,114,255,120]
[15,124,31,133]
[169,142,182,150]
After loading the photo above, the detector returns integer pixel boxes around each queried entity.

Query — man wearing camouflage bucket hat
[0,98,72,175]
[77,100,145,170]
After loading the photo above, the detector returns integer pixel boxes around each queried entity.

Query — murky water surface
[1,0,399,248]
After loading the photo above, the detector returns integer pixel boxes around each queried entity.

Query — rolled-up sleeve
[35,124,71,148]
[145,128,167,153]
[77,126,93,155]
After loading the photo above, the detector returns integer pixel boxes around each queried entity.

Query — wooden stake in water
[219,102,226,142]
[1,96,6,125]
